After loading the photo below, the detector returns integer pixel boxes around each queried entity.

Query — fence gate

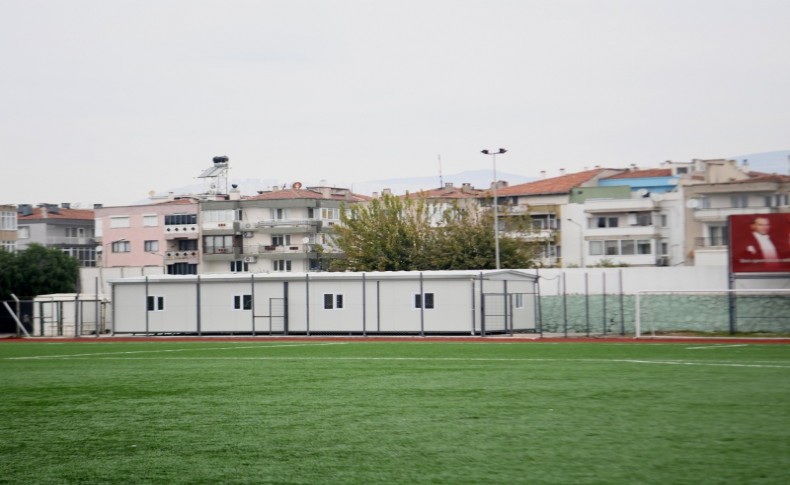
[481,292,534,336]
[253,297,287,335]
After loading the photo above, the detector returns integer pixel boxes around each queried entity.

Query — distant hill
[145,150,788,204]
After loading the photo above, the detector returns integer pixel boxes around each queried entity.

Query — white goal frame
[635,289,790,338]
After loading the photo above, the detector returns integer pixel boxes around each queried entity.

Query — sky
[2,0,789,207]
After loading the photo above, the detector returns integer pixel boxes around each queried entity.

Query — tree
[329,194,541,271]
[329,194,432,271]
[0,244,80,299]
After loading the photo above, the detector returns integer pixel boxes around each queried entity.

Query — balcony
[202,221,239,234]
[694,237,729,248]
[202,246,238,260]
[47,236,96,246]
[164,250,200,261]
[242,243,312,258]
[585,225,660,238]
[692,206,774,222]
[584,198,658,213]
[254,219,323,233]
[164,224,198,239]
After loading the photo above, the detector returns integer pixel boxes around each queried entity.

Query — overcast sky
[2,0,788,206]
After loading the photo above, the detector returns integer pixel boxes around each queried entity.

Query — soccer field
[1,339,789,484]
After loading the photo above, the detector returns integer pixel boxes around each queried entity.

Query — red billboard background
[728,213,790,274]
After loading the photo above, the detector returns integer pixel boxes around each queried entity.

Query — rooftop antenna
[438,154,443,187]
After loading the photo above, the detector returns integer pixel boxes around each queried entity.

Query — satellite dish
[302,237,310,244]
[650,193,664,202]
[148,190,156,197]
[292,182,302,189]
[686,199,700,209]
[637,188,649,197]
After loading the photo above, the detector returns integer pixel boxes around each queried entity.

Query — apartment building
[681,161,790,266]
[94,199,201,274]
[490,168,623,266]
[16,203,96,266]
[200,184,369,274]
[0,204,18,253]
[401,182,484,225]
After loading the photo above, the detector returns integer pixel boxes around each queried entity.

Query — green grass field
[1,339,789,484]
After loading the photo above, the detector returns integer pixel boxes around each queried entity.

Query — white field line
[4,342,348,360]
[12,354,790,369]
[685,344,749,350]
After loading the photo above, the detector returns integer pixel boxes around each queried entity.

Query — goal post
[635,289,790,338]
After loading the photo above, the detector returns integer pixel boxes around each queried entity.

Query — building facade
[16,203,96,266]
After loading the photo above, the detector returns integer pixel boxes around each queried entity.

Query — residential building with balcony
[200,184,369,274]
[564,185,683,267]
[0,204,18,253]
[401,182,484,225]
[681,166,790,266]
[489,168,624,267]
[94,199,200,274]
[17,203,96,266]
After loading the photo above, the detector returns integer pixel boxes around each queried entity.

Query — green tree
[329,194,541,271]
[329,194,432,271]
[0,244,80,299]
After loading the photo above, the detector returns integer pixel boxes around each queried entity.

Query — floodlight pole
[482,148,507,269]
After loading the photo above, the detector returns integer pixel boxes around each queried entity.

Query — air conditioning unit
[656,256,669,267]
[243,231,254,238]
[243,256,257,263]
[242,222,255,230]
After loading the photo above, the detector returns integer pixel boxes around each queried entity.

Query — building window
[109,216,130,228]
[273,260,292,272]
[144,240,159,252]
[708,225,728,246]
[660,214,668,227]
[146,296,165,311]
[0,241,16,252]
[660,241,669,256]
[272,235,291,246]
[178,240,198,251]
[635,213,652,226]
[321,207,340,220]
[0,211,17,230]
[604,240,619,255]
[111,240,130,253]
[271,208,286,220]
[699,197,711,209]
[637,240,652,255]
[323,293,344,309]
[233,294,252,310]
[730,195,748,208]
[765,194,789,207]
[165,214,198,225]
[414,293,435,309]
[230,260,249,273]
[589,241,603,256]
[595,216,618,228]
[168,263,197,275]
[620,240,635,255]
[203,235,233,253]
[514,294,524,309]
[202,210,234,224]
[143,215,159,226]
[18,226,30,239]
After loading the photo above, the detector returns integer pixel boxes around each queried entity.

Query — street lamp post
[565,219,584,267]
[482,148,507,269]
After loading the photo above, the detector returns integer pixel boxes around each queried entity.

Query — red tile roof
[246,188,370,202]
[18,207,94,221]
[604,168,672,179]
[402,185,484,200]
[495,168,617,197]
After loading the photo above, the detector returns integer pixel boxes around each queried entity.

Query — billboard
[728,213,790,274]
